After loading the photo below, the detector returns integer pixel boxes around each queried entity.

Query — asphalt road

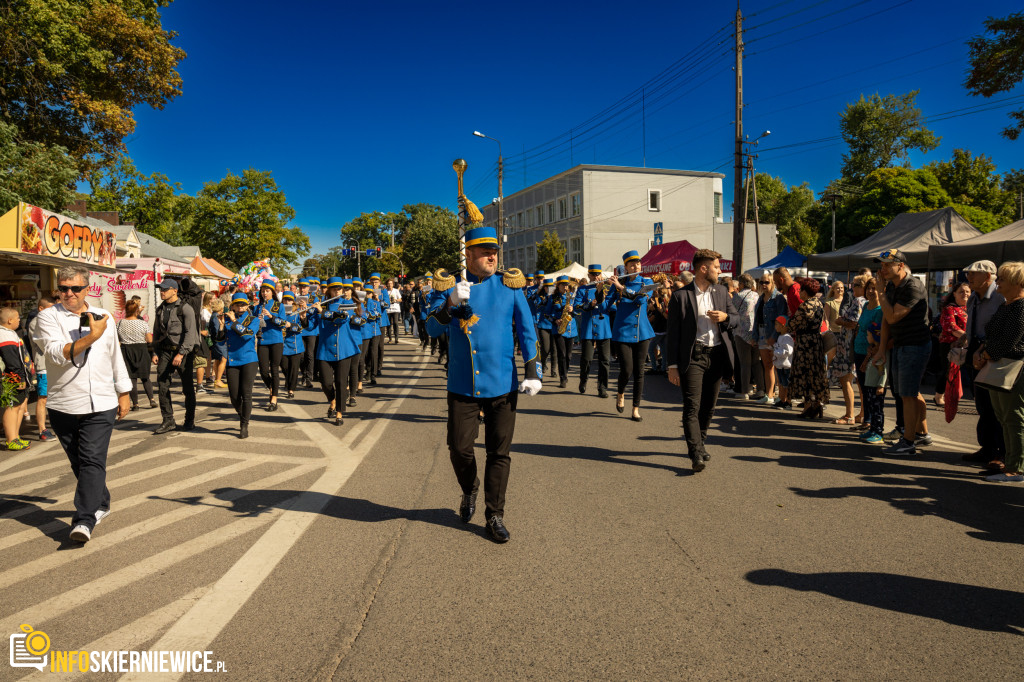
[0,337,1019,681]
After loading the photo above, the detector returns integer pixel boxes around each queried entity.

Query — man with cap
[426,226,541,543]
[218,291,261,439]
[279,291,305,399]
[543,275,577,388]
[533,277,555,377]
[958,259,1006,467]
[151,278,199,434]
[574,264,613,397]
[297,278,319,389]
[873,248,932,456]
[416,274,433,351]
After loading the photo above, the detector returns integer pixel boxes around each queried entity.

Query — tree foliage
[338,211,402,278]
[0,0,186,170]
[966,12,1024,140]
[926,148,1015,222]
[535,231,567,273]
[87,155,191,244]
[189,169,308,272]
[399,203,460,276]
[0,120,78,214]
[839,91,940,183]
[745,173,820,255]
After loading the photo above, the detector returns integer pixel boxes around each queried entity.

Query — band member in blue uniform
[297,278,319,388]
[311,277,363,426]
[525,271,543,332]
[363,285,383,386]
[279,290,305,399]
[575,264,613,397]
[219,292,261,439]
[608,250,656,422]
[427,226,541,543]
[544,275,578,389]
[368,274,387,375]
[417,274,433,351]
[533,276,555,378]
[340,279,363,406]
[253,276,286,411]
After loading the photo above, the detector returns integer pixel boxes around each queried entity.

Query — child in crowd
[860,323,887,444]
[27,296,56,440]
[772,316,793,409]
[0,307,32,450]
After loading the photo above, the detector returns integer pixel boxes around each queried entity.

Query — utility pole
[732,2,745,275]
[824,193,841,251]
[497,153,504,269]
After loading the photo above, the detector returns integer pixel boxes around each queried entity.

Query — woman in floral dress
[829,280,862,423]
[788,277,828,419]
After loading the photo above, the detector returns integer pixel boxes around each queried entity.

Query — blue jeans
[648,333,666,370]
[892,341,932,397]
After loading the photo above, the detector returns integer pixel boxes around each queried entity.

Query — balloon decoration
[235,260,274,292]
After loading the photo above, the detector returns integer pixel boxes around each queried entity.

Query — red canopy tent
[640,239,734,275]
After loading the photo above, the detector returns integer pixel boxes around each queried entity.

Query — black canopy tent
[806,208,981,272]
[927,219,1024,270]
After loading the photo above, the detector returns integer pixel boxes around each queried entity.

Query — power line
[745,0,915,55]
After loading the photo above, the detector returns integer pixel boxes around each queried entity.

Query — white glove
[519,379,541,396]
[449,280,472,306]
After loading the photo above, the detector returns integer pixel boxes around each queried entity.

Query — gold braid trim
[433,268,456,292]
[502,268,526,289]
[459,315,480,333]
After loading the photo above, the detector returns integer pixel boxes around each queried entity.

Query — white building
[480,164,775,272]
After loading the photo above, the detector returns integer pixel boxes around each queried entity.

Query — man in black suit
[666,249,741,472]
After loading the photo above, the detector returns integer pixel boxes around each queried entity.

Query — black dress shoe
[239,423,249,439]
[559,378,567,389]
[702,451,711,462]
[962,449,991,463]
[327,407,337,420]
[369,378,377,386]
[598,388,608,399]
[616,399,625,414]
[153,421,176,435]
[579,382,587,394]
[347,397,357,407]
[690,454,706,473]
[179,421,195,432]
[486,515,510,543]
[356,388,363,395]
[631,414,643,423]
[459,486,478,523]
[334,416,343,426]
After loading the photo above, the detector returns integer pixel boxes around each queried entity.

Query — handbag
[975,356,1024,393]
[944,363,962,423]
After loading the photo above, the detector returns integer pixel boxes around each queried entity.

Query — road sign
[366,249,375,257]
[342,248,350,257]
[654,234,663,246]
[653,222,664,246]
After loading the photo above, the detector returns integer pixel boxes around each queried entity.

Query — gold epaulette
[433,268,456,292]
[501,268,526,289]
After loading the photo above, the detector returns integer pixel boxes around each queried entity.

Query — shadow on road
[746,568,1024,635]
[512,441,693,476]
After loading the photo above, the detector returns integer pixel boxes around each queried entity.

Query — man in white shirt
[666,249,741,472]
[34,265,131,543]
[385,278,402,344]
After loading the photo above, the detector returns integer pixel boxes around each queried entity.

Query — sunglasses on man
[58,285,87,294]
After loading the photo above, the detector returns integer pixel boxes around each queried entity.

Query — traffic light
[375,246,382,258]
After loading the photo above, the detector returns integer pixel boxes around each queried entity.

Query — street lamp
[473,130,503,268]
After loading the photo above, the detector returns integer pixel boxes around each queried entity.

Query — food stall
[90,257,192,330]
[0,202,119,318]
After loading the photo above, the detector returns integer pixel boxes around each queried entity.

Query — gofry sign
[0,203,117,268]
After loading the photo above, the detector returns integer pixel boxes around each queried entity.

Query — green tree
[927,148,1013,221]
[87,155,191,243]
[1002,168,1024,220]
[339,211,404,279]
[838,167,951,246]
[189,169,309,272]
[0,120,78,214]
[400,203,460,276]
[0,0,186,170]
[839,91,940,183]
[966,12,1024,140]
[744,173,820,254]
[535,230,567,273]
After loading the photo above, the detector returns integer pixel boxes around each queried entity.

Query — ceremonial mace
[453,158,469,281]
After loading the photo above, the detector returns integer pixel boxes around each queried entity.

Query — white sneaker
[95,508,111,525]
[69,524,91,543]
[756,395,776,405]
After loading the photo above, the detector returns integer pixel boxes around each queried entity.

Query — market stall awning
[0,249,119,274]
[640,239,735,275]
[926,219,1024,270]
[190,255,235,279]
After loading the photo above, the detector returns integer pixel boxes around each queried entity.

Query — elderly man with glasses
[33,264,132,543]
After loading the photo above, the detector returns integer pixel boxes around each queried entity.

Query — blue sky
[123,0,1024,258]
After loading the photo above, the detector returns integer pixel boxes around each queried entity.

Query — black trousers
[319,357,354,412]
[864,385,885,434]
[371,334,384,373]
[616,339,651,407]
[282,352,302,392]
[734,338,761,395]
[681,344,729,457]
[300,335,318,383]
[538,329,553,372]
[447,390,518,519]
[553,335,571,381]
[257,343,283,397]
[227,361,257,425]
[50,408,116,531]
[129,377,154,406]
[418,319,429,348]
[975,384,1006,458]
[580,338,611,390]
[386,317,400,342]
[157,349,195,423]
[358,339,370,382]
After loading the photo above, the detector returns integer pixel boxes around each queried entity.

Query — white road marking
[122,354,427,681]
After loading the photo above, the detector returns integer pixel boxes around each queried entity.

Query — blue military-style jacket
[525,285,541,325]
[223,312,261,367]
[300,295,319,337]
[311,302,363,362]
[427,272,540,399]
[531,287,552,330]
[573,284,613,340]
[253,300,286,345]
[542,292,577,338]
[417,289,432,321]
[610,276,656,343]
[362,298,381,340]
[281,310,305,356]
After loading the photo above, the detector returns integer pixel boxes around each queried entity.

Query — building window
[535,206,543,226]
[527,245,534,270]
[558,197,568,221]
[526,209,533,229]
[517,212,523,230]
[649,189,661,211]
[570,237,582,264]
[518,248,524,266]
[546,202,555,223]
[560,240,568,256]
[570,192,581,217]
[714,192,722,219]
